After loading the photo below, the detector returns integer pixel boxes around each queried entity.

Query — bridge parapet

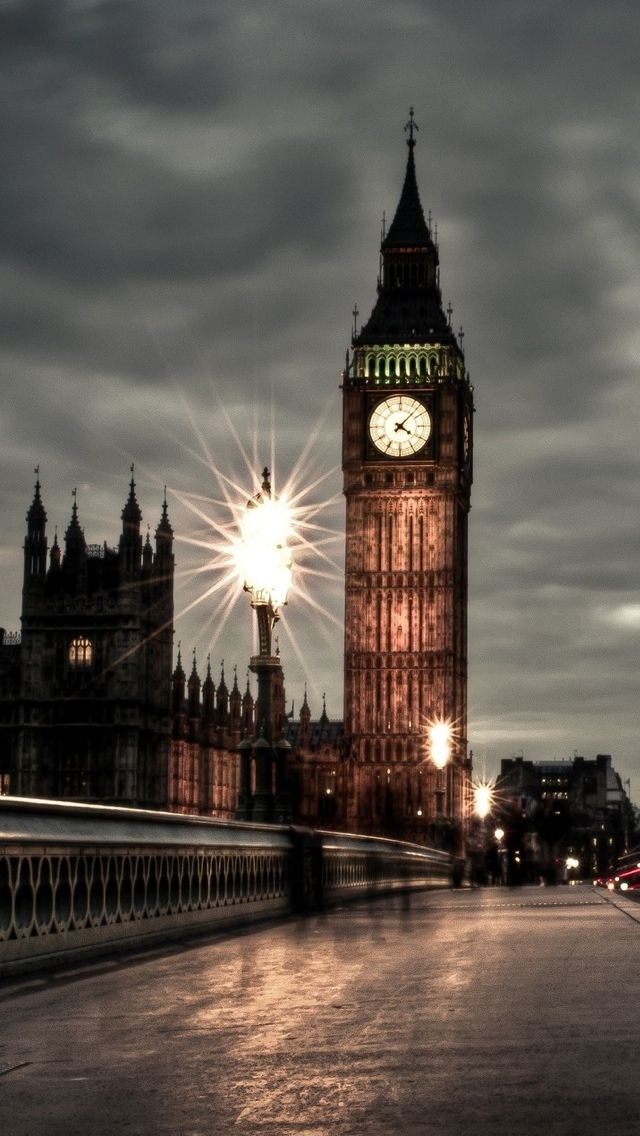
[0,797,451,975]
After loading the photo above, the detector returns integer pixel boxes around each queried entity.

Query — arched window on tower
[68,637,92,668]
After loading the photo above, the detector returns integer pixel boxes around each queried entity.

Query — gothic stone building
[0,473,174,807]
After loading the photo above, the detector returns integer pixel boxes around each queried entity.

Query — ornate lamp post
[235,467,292,823]
[428,720,452,849]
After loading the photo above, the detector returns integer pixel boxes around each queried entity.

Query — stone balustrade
[0,797,451,975]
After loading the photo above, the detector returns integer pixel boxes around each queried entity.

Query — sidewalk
[1,885,639,1136]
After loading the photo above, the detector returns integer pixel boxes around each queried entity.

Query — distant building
[500,754,634,878]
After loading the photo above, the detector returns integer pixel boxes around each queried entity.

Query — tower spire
[352,110,457,350]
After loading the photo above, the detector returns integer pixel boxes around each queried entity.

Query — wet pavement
[2,885,639,1136]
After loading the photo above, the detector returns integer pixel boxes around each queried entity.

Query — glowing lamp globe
[239,476,293,612]
[474,784,493,819]
[429,721,451,769]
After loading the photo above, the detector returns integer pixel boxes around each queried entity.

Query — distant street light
[494,827,505,843]
[426,719,453,850]
[473,782,493,819]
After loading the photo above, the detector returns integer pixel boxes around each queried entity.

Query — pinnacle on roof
[382,107,432,250]
[155,487,173,538]
[26,466,47,528]
[173,643,185,680]
[64,488,86,552]
[49,529,61,570]
[121,463,142,527]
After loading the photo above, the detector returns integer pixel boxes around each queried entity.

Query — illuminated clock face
[369,395,431,457]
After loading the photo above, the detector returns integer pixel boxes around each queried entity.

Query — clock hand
[394,416,414,433]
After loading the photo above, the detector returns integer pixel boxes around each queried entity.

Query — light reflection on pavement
[1,885,639,1136]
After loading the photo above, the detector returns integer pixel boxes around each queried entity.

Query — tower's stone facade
[341,118,474,844]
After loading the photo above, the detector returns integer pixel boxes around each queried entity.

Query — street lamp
[428,721,452,770]
[235,467,293,823]
[426,719,452,848]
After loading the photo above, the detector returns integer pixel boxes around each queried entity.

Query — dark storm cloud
[1,0,639,783]
[0,0,231,109]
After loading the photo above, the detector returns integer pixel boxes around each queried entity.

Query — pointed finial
[458,325,465,347]
[404,107,419,149]
[352,303,359,338]
[261,467,271,495]
[446,302,453,325]
[381,210,386,240]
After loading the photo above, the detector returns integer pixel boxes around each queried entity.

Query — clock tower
[342,112,474,845]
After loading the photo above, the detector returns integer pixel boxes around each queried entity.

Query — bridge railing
[0,797,451,975]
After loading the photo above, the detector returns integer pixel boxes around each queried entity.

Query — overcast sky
[1,0,639,791]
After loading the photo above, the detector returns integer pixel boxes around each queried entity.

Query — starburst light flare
[473,781,494,819]
[237,470,293,612]
[428,720,452,769]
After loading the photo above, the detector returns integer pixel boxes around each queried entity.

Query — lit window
[69,637,92,668]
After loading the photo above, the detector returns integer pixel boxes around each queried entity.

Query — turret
[154,488,174,570]
[23,469,48,588]
[229,665,242,733]
[216,662,229,729]
[201,657,215,744]
[62,489,87,586]
[142,527,153,572]
[49,529,61,574]
[299,684,311,749]
[119,465,143,578]
[187,651,201,741]
[241,672,254,737]
[171,646,186,738]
